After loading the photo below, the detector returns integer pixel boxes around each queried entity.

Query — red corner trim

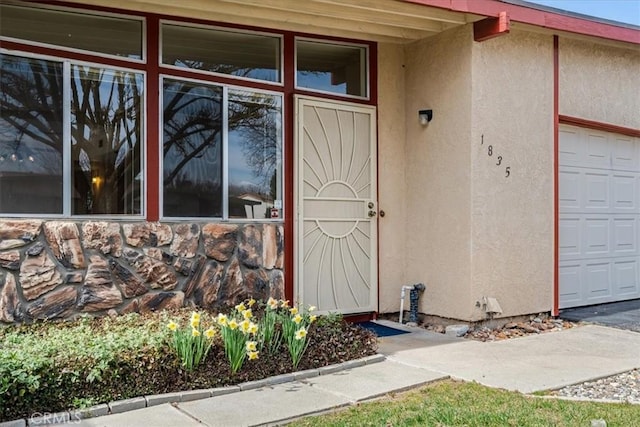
[553,35,559,317]
[403,0,640,45]
[559,116,640,138]
[474,11,510,42]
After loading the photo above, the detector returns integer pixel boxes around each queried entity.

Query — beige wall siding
[401,25,474,319]
[560,38,640,129]
[469,30,554,320]
[377,43,408,312]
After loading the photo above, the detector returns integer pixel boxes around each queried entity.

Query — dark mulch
[2,317,377,421]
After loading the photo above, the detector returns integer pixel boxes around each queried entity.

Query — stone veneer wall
[0,220,285,324]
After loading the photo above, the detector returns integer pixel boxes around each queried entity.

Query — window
[0,55,64,214]
[0,3,143,60]
[162,78,282,219]
[0,53,144,216]
[162,23,281,83]
[70,65,144,215]
[296,39,368,97]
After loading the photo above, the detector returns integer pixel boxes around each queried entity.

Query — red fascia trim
[403,0,640,45]
[474,11,510,42]
[553,35,559,317]
[559,116,640,138]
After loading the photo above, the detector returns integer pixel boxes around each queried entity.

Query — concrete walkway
[46,322,640,427]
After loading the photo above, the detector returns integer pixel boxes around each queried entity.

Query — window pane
[71,66,143,215]
[228,89,282,219]
[162,24,280,82]
[296,40,367,97]
[163,79,223,218]
[0,4,142,60]
[0,54,64,214]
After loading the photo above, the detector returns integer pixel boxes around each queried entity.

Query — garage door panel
[586,132,609,167]
[585,261,612,300]
[584,218,610,255]
[612,174,636,210]
[559,124,640,308]
[612,136,638,170]
[613,258,639,296]
[613,218,637,254]
[559,170,581,211]
[559,217,581,257]
[558,263,581,305]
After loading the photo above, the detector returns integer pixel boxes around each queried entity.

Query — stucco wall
[403,25,474,320]
[469,29,554,321]
[377,43,408,313]
[560,38,640,129]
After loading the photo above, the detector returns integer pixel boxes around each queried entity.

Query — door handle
[368,210,377,217]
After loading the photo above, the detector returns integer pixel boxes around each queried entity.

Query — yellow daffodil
[192,328,201,337]
[280,299,290,308]
[310,315,317,323]
[235,302,246,312]
[267,297,278,310]
[293,314,303,324]
[190,312,201,328]
[167,321,178,331]
[245,341,257,352]
[216,314,228,326]
[240,319,251,333]
[228,319,239,330]
[247,350,259,360]
[205,328,216,339]
[242,309,253,320]
[289,307,299,315]
[308,305,317,312]
[248,323,258,335]
[248,298,256,307]
[295,327,308,340]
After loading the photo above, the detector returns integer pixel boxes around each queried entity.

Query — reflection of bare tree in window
[0,56,63,163]
[0,55,64,213]
[71,66,142,215]
[162,82,281,218]
[229,91,280,191]
[0,55,142,215]
[162,81,222,217]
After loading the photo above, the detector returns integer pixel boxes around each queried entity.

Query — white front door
[295,96,377,314]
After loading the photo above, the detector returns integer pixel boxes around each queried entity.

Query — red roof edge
[403,0,640,44]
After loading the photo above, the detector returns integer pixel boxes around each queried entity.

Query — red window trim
[8,2,379,304]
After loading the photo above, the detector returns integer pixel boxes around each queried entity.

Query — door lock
[368,202,375,209]
[368,210,377,217]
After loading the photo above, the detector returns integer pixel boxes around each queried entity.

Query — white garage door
[559,124,640,308]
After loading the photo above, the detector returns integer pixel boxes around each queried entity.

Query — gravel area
[550,369,640,403]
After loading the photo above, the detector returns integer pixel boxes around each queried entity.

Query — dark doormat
[358,321,410,337]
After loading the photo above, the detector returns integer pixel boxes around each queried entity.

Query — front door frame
[293,95,378,314]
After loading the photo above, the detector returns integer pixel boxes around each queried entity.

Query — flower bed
[0,301,377,422]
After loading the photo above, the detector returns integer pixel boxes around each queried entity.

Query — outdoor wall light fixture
[418,109,433,125]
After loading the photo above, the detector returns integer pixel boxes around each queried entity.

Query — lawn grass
[290,380,640,427]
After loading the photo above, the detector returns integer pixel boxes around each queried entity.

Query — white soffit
[63,0,472,43]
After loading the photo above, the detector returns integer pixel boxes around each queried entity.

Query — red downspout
[553,35,559,317]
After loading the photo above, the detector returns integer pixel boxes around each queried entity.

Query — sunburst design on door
[299,101,376,312]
